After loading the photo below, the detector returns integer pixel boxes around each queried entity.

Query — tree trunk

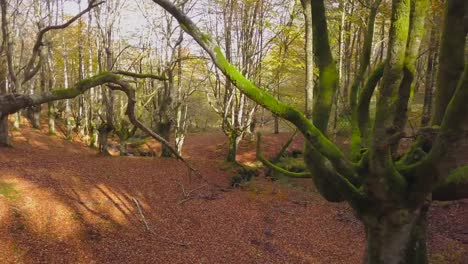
[31,106,41,129]
[47,103,55,135]
[0,115,10,147]
[363,207,428,264]
[158,121,172,157]
[98,123,112,155]
[421,27,436,127]
[226,132,239,162]
[13,112,20,130]
[301,0,314,118]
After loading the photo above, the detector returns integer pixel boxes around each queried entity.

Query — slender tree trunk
[421,25,437,126]
[0,115,9,147]
[338,0,347,93]
[226,131,239,162]
[88,10,98,148]
[61,1,72,140]
[0,48,10,146]
[0,64,9,146]
[47,103,55,135]
[302,0,314,118]
[158,121,172,157]
[274,79,280,134]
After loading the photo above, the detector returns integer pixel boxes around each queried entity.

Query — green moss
[230,165,259,187]
[52,72,121,100]
[270,156,309,180]
[201,33,212,43]
[312,65,339,132]
[213,46,351,175]
[180,23,188,32]
[0,181,19,201]
[440,166,468,185]
[276,157,307,173]
[51,89,80,98]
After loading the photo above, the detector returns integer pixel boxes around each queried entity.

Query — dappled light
[0,125,466,263]
[0,0,467,263]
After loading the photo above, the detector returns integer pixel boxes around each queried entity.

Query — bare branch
[22,0,104,84]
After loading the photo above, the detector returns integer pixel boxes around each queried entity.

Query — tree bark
[301,0,314,118]
[226,132,238,162]
[431,0,467,125]
[0,115,10,147]
[364,206,428,264]
[420,23,437,127]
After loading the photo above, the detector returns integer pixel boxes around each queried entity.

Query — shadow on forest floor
[0,125,467,263]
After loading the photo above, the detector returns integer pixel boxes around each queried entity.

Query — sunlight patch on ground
[0,198,10,225]
[11,178,82,240]
[27,138,51,150]
[0,180,20,201]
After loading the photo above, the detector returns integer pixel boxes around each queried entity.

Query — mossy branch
[0,72,200,174]
[369,0,411,196]
[152,0,358,184]
[431,0,467,125]
[433,165,468,201]
[310,0,339,132]
[401,62,468,201]
[256,133,312,179]
[349,0,382,110]
[392,0,429,152]
[113,70,168,81]
[272,130,298,162]
[350,62,386,161]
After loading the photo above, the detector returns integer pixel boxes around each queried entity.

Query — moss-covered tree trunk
[226,132,239,162]
[364,205,428,264]
[431,0,466,125]
[152,1,468,263]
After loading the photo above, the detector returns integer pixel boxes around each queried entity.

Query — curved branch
[392,0,429,151]
[433,165,468,201]
[272,130,298,162]
[350,62,385,160]
[106,81,197,172]
[400,62,468,202]
[22,0,104,83]
[349,0,382,110]
[151,0,359,185]
[369,0,411,195]
[256,133,312,179]
[310,0,339,132]
[0,72,199,174]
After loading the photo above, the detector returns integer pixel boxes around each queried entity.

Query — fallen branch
[0,72,202,179]
[177,181,208,204]
[131,197,150,231]
[131,196,189,247]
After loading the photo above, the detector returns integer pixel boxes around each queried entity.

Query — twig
[177,181,208,204]
[132,196,189,247]
[132,197,150,231]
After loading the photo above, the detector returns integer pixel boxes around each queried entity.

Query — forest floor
[0,123,467,263]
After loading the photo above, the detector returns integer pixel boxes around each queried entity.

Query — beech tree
[0,0,102,146]
[151,0,468,263]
